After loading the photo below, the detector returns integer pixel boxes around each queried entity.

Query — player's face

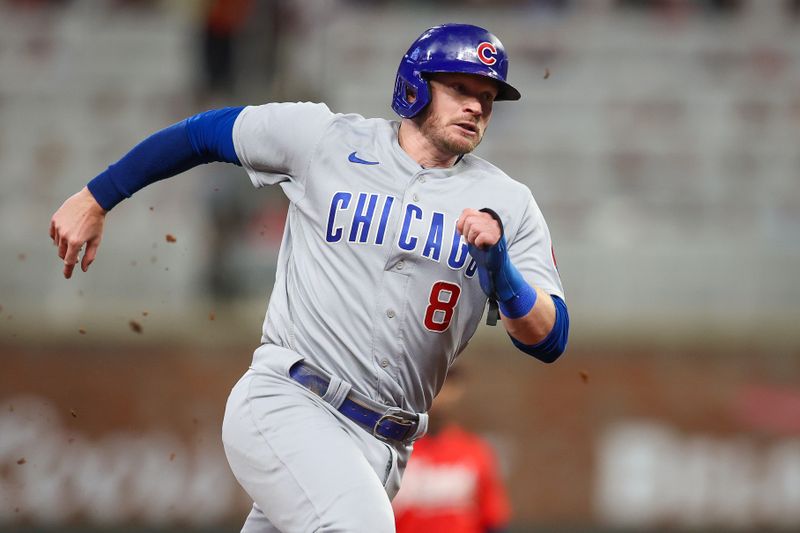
[420,73,498,156]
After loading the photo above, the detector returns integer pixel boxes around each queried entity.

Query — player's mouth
[452,121,479,137]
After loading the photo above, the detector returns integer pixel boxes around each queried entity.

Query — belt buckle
[372,407,416,443]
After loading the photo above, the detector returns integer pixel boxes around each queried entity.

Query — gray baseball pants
[222,346,406,533]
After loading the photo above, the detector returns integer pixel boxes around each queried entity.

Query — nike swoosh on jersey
[348,152,380,165]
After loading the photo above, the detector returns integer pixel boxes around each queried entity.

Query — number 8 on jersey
[424,281,462,333]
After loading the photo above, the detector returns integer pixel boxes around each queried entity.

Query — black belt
[289,361,420,444]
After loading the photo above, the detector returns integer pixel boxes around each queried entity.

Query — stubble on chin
[419,110,481,156]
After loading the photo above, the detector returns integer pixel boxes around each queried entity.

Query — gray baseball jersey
[232,102,563,414]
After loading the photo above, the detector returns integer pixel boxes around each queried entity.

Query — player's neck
[398,120,459,169]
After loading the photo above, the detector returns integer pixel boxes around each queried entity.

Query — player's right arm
[49,107,244,279]
[51,102,333,279]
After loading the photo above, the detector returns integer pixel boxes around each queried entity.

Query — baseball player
[49,24,569,533]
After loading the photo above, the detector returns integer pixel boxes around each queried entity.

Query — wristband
[468,208,537,319]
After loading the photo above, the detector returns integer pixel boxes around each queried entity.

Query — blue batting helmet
[392,23,521,119]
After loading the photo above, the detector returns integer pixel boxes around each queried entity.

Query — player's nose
[463,93,490,120]
[462,96,482,116]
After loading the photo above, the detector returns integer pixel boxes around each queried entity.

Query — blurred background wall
[0,0,799,531]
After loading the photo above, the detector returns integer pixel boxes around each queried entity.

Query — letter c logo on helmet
[477,42,497,66]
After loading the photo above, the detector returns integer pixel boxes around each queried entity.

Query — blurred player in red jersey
[392,367,511,533]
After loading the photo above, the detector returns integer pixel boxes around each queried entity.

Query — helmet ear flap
[394,76,416,106]
[392,71,430,118]
[411,73,431,116]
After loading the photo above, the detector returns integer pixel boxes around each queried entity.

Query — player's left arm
[457,208,569,363]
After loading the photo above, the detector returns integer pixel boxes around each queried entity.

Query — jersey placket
[371,167,433,406]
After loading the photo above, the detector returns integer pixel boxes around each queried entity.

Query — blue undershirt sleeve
[510,295,569,363]
[87,106,244,211]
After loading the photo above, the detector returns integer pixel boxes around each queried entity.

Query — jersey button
[380,359,389,368]
[395,261,404,270]
[386,309,396,318]
[418,176,426,183]
[412,193,419,202]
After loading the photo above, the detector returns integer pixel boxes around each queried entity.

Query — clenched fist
[456,208,501,249]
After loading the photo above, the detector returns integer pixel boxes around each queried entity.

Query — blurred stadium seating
[1,0,797,344]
